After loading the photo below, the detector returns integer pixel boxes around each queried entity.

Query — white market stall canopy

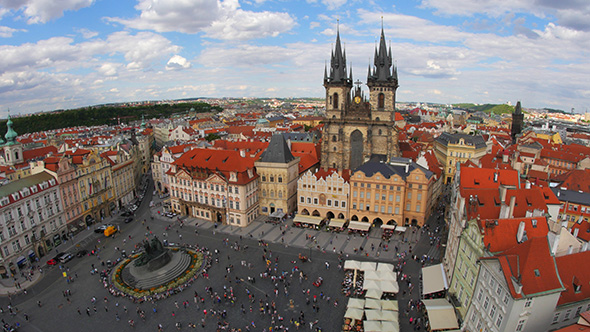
[365,289,383,299]
[344,260,362,270]
[348,220,371,231]
[381,321,399,332]
[363,279,380,291]
[364,270,381,280]
[380,300,398,311]
[422,263,448,296]
[328,218,347,228]
[344,307,364,320]
[293,215,324,225]
[360,261,378,271]
[381,280,399,294]
[364,298,382,309]
[376,263,395,272]
[347,298,365,309]
[363,320,382,332]
[422,298,460,331]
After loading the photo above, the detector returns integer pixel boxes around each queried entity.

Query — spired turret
[324,25,353,120]
[367,25,399,121]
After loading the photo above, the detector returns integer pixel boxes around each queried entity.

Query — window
[496,314,503,328]
[360,192,364,198]
[300,197,304,203]
[374,205,379,212]
[360,203,364,210]
[313,198,318,205]
[524,298,533,308]
[396,195,400,202]
[366,193,371,199]
[503,294,509,305]
[516,319,526,332]
[353,191,357,198]
[278,177,282,183]
[389,195,393,201]
[483,296,490,310]
[407,192,412,199]
[388,206,392,214]
[395,207,399,214]
[334,201,339,207]
[353,203,357,210]
[327,200,332,207]
[490,305,496,318]
[552,313,560,324]
[416,205,421,212]
[406,203,411,211]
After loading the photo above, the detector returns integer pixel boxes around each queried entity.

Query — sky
[0,0,589,116]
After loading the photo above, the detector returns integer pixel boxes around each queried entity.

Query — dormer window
[532,219,537,228]
[574,278,582,293]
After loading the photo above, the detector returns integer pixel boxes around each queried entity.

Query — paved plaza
[0,179,448,331]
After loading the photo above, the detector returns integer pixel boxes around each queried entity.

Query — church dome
[4,115,18,144]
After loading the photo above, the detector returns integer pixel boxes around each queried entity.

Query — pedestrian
[86,307,91,316]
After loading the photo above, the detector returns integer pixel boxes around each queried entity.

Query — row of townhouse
[0,123,152,279]
[444,165,590,331]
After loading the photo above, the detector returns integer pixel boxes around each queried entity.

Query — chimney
[567,245,574,255]
[502,152,508,163]
[405,163,409,173]
[517,221,526,243]
[582,242,588,252]
[509,195,516,218]
[573,228,579,238]
[525,180,531,189]
[500,186,507,204]
[239,149,245,158]
[494,172,498,183]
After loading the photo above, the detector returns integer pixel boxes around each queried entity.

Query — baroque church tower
[321,26,400,171]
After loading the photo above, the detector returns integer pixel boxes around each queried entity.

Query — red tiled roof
[571,220,590,242]
[485,237,563,299]
[460,167,519,189]
[462,187,548,220]
[481,217,549,254]
[171,148,258,185]
[22,146,58,161]
[395,112,404,121]
[556,250,590,306]
[553,169,590,193]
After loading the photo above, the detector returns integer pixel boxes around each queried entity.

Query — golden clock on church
[354,96,361,104]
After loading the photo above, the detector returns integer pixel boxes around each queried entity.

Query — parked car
[58,252,73,263]
[121,211,133,217]
[47,257,58,265]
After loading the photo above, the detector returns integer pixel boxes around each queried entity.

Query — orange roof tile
[571,220,590,242]
[556,250,590,306]
[482,217,549,254]
[460,167,519,189]
[485,237,563,299]
[22,146,58,161]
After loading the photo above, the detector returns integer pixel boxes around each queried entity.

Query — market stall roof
[380,300,398,311]
[347,298,365,309]
[380,310,399,322]
[381,224,397,230]
[293,215,324,225]
[344,307,364,320]
[364,298,382,309]
[344,260,362,270]
[376,263,395,272]
[422,263,448,296]
[378,270,397,281]
[348,220,371,231]
[381,280,399,293]
[364,270,380,280]
[363,320,382,332]
[394,226,407,232]
[365,309,382,321]
[365,289,383,299]
[363,279,380,290]
[269,211,285,218]
[422,298,459,330]
[381,321,399,332]
[328,218,347,228]
[360,261,377,271]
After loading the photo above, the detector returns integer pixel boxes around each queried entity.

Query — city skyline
[0,0,589,116]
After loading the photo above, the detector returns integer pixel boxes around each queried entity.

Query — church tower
[320,26,400,171]
[1,115,23,166]
[511,101,524,143]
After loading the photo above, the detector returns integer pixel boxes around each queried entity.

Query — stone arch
[332,135,337,142]
[351,215,359,221]
[361,216,369,222]
[301,209,310,215]
[338,213,345,219]
[411,218,418,226]
[375,117,380,121]
[373,218,383,227]
[326,211,335,219]
[312,210,320,217]
[387,219,397,225]
[350,130,364,170]
[333,93,339,109]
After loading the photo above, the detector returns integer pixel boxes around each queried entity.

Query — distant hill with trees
[452,103,515,114]
[0,102,222,137]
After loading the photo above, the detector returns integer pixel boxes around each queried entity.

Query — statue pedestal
[123,249,191,290]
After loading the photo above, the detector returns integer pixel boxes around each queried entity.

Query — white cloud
[107,0,295,40]
[321,0,347,11]
[75,28,98,39]
[0,26,22,38]
[0,0,94,24]
[98,63,120,76]
[203,0,295,40]
[166,55,192,70]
